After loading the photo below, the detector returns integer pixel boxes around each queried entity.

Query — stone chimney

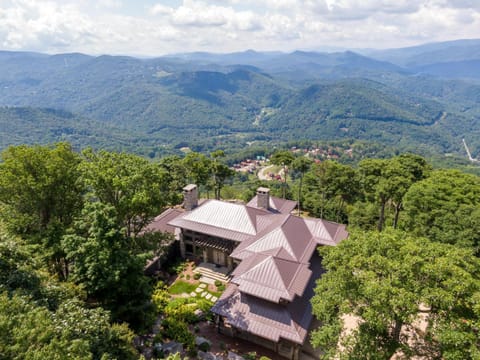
[256,187,270,210]
[183,184,198,211]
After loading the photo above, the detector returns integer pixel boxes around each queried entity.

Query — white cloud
[150,4,174,16]
[0,0,479,55]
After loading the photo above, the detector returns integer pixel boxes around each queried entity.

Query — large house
[149,184,348,359]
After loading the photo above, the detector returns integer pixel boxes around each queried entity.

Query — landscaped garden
[141,260,277,359]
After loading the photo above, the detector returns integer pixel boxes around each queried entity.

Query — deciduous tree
[80,148,169,238]
[311,229,480,359]
[0,143,83,278]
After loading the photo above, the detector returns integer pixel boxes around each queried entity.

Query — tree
[0,143,83,279]
[356,154,429,231]
[270,150,295,198]
[157,155,188,205]
[210,150,234,200]
[62,202,154,330]
[382,154,429,229]
[0,292,138,360]
[292,156,313,215]
[311,229,480,359]
[80,148,169,238]
[402,169,480,251]
[182,152,212,196]
[357,158,389,231]
[303,160,358,222]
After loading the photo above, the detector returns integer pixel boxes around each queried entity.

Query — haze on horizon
[1,0,479,57]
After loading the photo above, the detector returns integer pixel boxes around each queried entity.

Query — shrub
[161,317,195,350]
[193,273,201,280]
[151,288,170,313]
[244,352,257,360]
[198,341,211,352]
[165,297,199,324]
[216,284,225,292]
[259,357,272,360]
[214,280,222,287]
[186,274,191,280]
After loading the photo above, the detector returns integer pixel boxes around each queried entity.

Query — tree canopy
[311,229,480,359]
[402,169,480,252]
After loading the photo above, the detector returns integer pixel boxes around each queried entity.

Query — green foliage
[198,341,211,352]
[0,143,83,278]
[151,284,170,313]
[164,297,199,324]
[311,229,480,359]
[161,317,195,351]
[303,160,358,223]
[402,169,480,251]
[244,351,257,360]
[193,273,202,280]
[80,148,169,238]
[0,291,138,360]
[62,202,153,330]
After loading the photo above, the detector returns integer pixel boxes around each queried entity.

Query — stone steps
[194,266,231,283]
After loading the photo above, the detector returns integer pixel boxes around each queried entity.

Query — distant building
[150,185,348,359]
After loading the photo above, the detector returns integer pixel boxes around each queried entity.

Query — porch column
[179,233,186,258]
[227,255,233,271]
[203,248,208,263]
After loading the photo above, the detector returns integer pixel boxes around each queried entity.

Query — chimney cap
[257,187,270,193]
[183,184,197,192]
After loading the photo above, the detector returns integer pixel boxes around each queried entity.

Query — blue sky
[1,0,479,56]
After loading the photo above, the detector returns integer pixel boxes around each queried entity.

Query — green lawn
[168,280,197,295]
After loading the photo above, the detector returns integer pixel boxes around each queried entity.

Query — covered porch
[181,229,237,270]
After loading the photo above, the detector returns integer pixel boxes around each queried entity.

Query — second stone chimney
[183,184,198,211]
[256,187,270,210]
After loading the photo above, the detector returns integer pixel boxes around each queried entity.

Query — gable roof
[168,199,271,242]
[231,253,312,302]
[212,252,327,345]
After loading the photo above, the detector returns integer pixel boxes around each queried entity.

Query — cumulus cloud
[0,0,479,55]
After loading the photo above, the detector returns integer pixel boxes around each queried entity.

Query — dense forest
[1,40,480,161]
[0,143,479,359]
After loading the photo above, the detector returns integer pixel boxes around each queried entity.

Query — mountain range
[0,39,479,159]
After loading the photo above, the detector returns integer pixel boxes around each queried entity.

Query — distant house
[151,185,348,359]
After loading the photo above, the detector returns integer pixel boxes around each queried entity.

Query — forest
[0,142,479,359]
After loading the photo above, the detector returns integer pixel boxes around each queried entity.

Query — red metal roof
[231,253,312,302]
[247,195,297,213]
[212,253,326,345]
[155,190,349,346]
[143,208,183,234]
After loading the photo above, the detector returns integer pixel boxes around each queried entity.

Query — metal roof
[151,189,348,347]
[247,195,297,213]
[231,253,312,302]
[142,208,183,234]
[183,200,258,235]
[212,252,326,345]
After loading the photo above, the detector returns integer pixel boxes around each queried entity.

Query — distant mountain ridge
[0,39,479,158]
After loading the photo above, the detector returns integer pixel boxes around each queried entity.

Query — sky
[0,0,479,56]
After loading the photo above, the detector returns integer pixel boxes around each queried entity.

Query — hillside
[0,42,479,159]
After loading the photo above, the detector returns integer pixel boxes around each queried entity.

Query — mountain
[0,43,479,159]
[0,106,137,152]
[363,39,480,80]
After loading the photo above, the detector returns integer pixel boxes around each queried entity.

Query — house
[151,184,348,359]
